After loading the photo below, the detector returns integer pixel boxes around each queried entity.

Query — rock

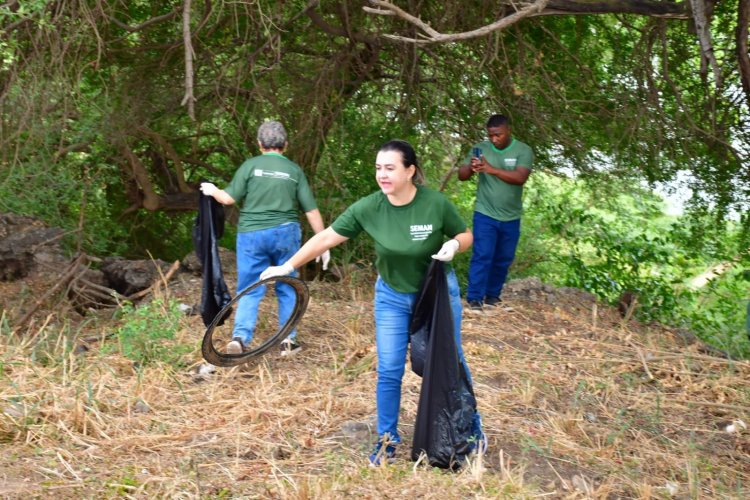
[101,257,172,295]
[133,399,151,414]
[724,419,747,433]
[181,248,237,276]
[181,251,202,275]
[73,344,89,355]
[0,213,66,281]
[555,287,597,304]
[504,277,545,294]
[178,303,197,315]
[272,446,292,460]
[198,363,216,375]
[3,403,24,418]
[571,474,592,494]
[664,481,679,496]
[340,418,375,445]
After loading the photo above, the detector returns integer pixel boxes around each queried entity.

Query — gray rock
[133,399,151,414]
[3,403,24,419]
[341,419,375,445]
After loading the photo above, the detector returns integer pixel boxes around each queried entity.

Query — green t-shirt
[224,153,318,232]
[331,186,467,293]
[464,138,534,221]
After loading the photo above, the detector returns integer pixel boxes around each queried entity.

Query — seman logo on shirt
[254,169,294,181]
[410,224,433,241]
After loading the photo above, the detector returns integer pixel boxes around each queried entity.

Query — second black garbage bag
[409,260,478,469]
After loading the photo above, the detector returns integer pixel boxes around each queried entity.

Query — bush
[107,298,190,368]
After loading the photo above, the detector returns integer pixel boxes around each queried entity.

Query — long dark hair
[378,139,425,185]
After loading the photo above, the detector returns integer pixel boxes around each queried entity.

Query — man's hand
[260,262,295,281]
[432,239,460,262]
[471,155,493,174]
[315,250,331,270]
[200,182,218,197]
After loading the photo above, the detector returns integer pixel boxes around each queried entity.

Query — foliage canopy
[1,1,747,255]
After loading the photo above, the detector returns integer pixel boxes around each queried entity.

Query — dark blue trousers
[466,212,521,303]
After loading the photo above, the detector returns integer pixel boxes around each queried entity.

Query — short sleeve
[295,171,318,212]
[518,144,534,170]
[330,199,366,239]
[442,198,467,238]
[224,160,252,202]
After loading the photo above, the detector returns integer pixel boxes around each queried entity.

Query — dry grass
[1,269,749,498]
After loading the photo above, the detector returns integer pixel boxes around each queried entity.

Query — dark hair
[486,114,510,128]
[378,139,425,185]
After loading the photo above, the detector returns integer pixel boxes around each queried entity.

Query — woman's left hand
[431,239,460,262]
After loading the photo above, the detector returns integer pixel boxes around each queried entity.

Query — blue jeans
[233,222,301,345]
[467,212,521,303]
[373,270,472,442]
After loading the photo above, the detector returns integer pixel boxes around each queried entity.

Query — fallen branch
[12,254,87,334]
[68,276,127,306]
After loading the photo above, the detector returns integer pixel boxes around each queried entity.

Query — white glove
[200,182,218,197]
[432,239,460,262]
[260,262,295,281]
[315,250,331,270]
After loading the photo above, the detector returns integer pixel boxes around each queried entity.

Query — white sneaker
[279,338,301,357]
[226,338,243,354]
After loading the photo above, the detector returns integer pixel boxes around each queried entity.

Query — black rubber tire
[201,275,309,367]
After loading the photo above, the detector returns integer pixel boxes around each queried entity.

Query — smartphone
[472,147,482,159]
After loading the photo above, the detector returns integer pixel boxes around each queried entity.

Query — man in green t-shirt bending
[199,121,329,356]
[458,114,533,312]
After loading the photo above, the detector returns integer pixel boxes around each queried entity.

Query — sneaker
[469,430,489,455]
[485,296,514,312]
[484,296,502,307]
[226,337,244,355]
[466,300,484,313]
[469,412,488,455]
[368,440,397,466]
[279,338,301,357]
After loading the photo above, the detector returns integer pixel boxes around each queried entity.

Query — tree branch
[137,126,191,193]
[53,141,92,159]
[689,0,722,90]
[118,141,162,211]
[738,0,750,108]
[364,0,549,44]
[307,2,372,43]
[541,0,687,18]
[363,0,689,44]
[181,0,196,121]
[108,9,179,33]
[248,0,321,64]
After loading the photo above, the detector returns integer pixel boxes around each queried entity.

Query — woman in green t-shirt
[261,140,485,465]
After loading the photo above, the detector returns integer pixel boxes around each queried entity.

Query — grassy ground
[1,267,749,499]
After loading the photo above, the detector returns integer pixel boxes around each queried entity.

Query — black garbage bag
[409,260,478,469]
[193,192,233,327]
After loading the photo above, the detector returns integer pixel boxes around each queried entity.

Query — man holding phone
[457,114,533,312]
